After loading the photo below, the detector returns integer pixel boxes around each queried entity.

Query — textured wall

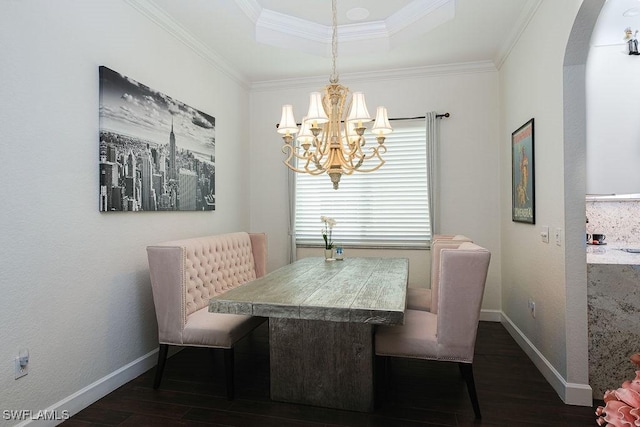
[0,1,250,424]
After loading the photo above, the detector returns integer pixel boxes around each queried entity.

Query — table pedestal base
[269,318,374,412]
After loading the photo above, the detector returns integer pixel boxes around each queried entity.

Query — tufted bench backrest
[182,233,259,316]
[147,232,267,344]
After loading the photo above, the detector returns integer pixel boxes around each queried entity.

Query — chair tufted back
[147,232,267,344]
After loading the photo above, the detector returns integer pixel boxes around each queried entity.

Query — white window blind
[295,119,431,248]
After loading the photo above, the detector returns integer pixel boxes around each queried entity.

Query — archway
[562,0,605,405]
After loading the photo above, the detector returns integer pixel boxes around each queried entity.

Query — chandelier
[276,0,392,190]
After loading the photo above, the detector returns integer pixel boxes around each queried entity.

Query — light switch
[555,228,562,246]
[541,226,549,243]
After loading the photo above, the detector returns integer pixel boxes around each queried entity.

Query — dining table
[209,256,408,412]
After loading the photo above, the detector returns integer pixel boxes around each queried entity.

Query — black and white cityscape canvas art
[99,66,215,212]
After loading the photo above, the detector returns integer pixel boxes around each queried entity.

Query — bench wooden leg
[153,344,169,389]
[224,348,235,400]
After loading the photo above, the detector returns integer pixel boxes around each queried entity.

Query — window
[295,119,431,248]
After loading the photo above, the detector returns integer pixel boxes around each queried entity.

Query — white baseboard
[479,309,502,322]
[17,347,167,427]
[500,312,593,406]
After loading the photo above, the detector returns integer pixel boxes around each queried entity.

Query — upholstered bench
[146,232,267,399]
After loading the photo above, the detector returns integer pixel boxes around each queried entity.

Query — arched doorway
[562,0,605,404]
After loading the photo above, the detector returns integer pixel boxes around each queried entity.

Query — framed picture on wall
[512,118,535,224]
[98,66,216,212]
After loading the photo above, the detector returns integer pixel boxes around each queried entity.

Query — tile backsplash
[586,199,640,246]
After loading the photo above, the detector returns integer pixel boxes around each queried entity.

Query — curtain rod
[276,112,450,129]
[388,113,450,121]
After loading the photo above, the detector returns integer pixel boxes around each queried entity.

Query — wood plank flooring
[62,322,600,426]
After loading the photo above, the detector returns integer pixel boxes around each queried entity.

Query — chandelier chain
[330,0,338,83]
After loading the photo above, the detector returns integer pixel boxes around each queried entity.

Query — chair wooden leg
[459,362,481,419]
[153,344,169,389]
[224,348,235,400]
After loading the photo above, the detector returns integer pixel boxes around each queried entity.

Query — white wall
[0,1,250,423]
[586,45,640,195]
[249,66,503,312]
[499,0,596,405]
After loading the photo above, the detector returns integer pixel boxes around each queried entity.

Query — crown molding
[494,0,544,69]
[240,0,454,51]
[124,0,251,89]
[257,8,329,43]
[233,0,262,24]
[250,60,497,92]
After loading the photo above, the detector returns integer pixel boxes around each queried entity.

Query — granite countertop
[587,244,640,265]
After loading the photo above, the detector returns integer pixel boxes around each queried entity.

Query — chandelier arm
[282,144,326,173]
[312,134,329,165]
[351,159,386,173]
[348,146,387,173]
[340,135,365,158]
[282,157,327,175]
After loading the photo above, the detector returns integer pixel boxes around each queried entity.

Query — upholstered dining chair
[375,242,491,419]
[405,235,473,311]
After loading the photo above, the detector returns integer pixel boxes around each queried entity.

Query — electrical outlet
[14,349,29,380]
[15,358,28,379]
[528,299,536,318]
[540,226,549,243]
[555,228,562,246]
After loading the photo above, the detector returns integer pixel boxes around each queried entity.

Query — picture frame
[98,66,216,212]
[511,118,535,224]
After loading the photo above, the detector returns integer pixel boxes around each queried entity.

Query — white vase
[324,249,334,260]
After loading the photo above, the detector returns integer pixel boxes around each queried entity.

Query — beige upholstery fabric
[432,234,472,243]
[146,232,267,347]
[375,309,437,358]
[406,235,473,313]
[376,242,491,363]
[430,238,472,314]
[182,308,265,348]
[406,235,473,312]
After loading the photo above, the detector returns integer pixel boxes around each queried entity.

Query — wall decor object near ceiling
[98,66,215,212]
[511,118,535,224]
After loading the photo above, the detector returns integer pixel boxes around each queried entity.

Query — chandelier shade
[276,0,392,189]
[277,104,298,135]
[306,92,329,125]
[371,106,393,136]
[347,92,372,124]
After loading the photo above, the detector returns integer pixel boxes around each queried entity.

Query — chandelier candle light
[277,0,393,190]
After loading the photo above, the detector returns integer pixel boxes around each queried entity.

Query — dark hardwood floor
[63,322,600,426]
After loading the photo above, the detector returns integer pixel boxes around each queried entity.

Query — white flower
[320,216,337,249]
[321,216,336,228]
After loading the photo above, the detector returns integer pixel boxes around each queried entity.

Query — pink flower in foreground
[596,353,640,426]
